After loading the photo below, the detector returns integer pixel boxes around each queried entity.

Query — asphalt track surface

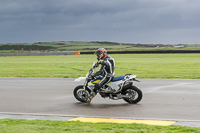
[0,78,200,127]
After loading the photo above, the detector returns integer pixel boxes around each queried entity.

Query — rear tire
[73,85,90,103]
[122,86,142,104]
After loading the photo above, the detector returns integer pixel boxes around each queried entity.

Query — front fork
[84,78,94,94]
[83,78,88,89]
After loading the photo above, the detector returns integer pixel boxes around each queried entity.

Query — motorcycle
[74,62,143,104]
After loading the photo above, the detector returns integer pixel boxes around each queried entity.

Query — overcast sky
[1,0,200,44]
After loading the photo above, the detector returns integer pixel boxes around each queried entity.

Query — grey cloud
[1,0,200,44]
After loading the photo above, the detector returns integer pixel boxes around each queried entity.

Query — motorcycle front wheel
[73,85,90,103]
[122,86,143,104]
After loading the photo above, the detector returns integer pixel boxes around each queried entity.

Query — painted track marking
[68,117,176,126]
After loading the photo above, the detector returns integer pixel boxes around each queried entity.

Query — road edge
[1,112,200,127]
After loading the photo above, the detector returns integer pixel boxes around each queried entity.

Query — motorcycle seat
[92,76,125,83]
[112,76,125,82]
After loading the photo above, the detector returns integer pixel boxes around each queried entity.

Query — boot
[86,91,97,103]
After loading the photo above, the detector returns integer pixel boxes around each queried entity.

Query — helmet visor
[94,49,104,60]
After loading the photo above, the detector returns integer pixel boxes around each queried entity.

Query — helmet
[94,48,107,60]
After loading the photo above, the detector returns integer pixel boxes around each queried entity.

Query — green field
[0,119,200,133]
[1,54,200,131]
[0,54,200,79]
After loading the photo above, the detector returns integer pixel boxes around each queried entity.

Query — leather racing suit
[93,55,115,91]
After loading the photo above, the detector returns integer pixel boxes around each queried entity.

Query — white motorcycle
[74,62,143,104]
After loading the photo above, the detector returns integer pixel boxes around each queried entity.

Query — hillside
[0,41,200,53]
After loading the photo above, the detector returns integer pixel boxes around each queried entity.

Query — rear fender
[127,75,140,82]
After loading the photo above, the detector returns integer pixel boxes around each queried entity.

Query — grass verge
[0,119,200,133]
[0,54,200,79]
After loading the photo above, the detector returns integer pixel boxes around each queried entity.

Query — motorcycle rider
[92,48,115,93]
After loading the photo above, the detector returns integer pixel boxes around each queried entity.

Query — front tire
[122,86,143,104]
[73,85,90,103]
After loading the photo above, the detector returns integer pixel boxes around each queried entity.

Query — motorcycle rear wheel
[73,85,90,103]
[122,86,142,104]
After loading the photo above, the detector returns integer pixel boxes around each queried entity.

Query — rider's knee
[94,83,101,90]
